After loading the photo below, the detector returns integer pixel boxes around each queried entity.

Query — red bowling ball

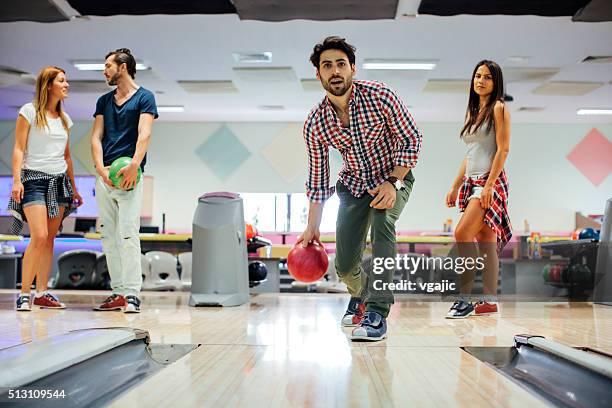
[287,243,329,283]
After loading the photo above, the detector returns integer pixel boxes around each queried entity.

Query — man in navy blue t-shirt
[91,48,158,313]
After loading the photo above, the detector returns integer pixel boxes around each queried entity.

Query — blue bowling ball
[578,228,598,240]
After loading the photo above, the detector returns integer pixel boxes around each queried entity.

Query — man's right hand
[98,166,114,188]
[296,226,321,248]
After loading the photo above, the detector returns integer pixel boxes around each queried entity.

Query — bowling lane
[2,291,611,407]
[110,344,548,408]
[2,291,612,349]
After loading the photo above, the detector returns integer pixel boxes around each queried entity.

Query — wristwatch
[386,176,403,191]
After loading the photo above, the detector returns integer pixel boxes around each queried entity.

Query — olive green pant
[334,173,414,317]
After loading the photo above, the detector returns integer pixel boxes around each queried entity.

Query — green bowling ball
[109,156,141,189]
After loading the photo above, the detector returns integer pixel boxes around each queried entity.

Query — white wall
[1,121,610,232]
[414,123,612,233]
[145,122,612,232]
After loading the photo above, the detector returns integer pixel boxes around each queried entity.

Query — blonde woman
[9,66,83,311]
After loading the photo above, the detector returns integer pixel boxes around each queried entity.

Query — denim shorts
[22,178,72,208]
[468,185,484,201]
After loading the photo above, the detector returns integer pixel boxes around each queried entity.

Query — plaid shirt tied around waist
[303,80,422,202]
[7,169,75,235]
[458,170,512,251]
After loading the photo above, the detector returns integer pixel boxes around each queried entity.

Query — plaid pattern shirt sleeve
[458,170,513,251]
[378,84,422,169]
[303,110,335,203]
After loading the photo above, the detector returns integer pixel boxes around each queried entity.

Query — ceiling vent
[233,52,272,63]
[66,80,111,93]
[517,106,545,112]
[504,68,559,83]
[233,67,297,83]
[532,81,604,96]
[422,79,470,93]
[258,105,285,111]
[581,56,612,64]
[178,80,238,93]
[0,66,35,87]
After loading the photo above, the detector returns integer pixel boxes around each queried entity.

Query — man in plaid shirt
[296,37,422,341]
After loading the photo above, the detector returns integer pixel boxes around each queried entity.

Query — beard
[322,75,352,97]
[107,73,121,86]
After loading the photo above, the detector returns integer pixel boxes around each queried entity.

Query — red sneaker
[94,294,126,311]
[33,292,66,309]
[474,301,499,316]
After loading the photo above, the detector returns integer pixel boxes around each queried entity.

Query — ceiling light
[157,106,184,113]
[363,60,436,70]
[577,108,612,115]
[72,61,149,71]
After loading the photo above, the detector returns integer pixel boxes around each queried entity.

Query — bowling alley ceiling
[0,0,610,123]
[2,0,610,22]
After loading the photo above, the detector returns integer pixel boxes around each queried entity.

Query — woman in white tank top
[10,66,83,311]
[444,60,512,319]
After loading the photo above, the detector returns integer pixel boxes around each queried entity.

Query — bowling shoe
[32,292,66,309]
[16,294,31,311]
[350,311,387,341]
[94,294,126,311]
[124,295,141,313]
[341,297,365,327]
[445,299,474,319]
[474,301,499,316]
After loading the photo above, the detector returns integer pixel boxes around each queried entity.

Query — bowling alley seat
[92,253,111,290]
[91,253,150,290]
[177,252,192,291]
[53,249,100,289]
[143,251,182,291]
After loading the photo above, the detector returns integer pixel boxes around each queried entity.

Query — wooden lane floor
[1,290,611,407]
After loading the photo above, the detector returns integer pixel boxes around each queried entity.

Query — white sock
[35,291,47,298]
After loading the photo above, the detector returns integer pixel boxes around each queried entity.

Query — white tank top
[18,102,73,174]
[462,122,497,176]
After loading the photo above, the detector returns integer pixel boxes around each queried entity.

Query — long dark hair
[460,60,504,137]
